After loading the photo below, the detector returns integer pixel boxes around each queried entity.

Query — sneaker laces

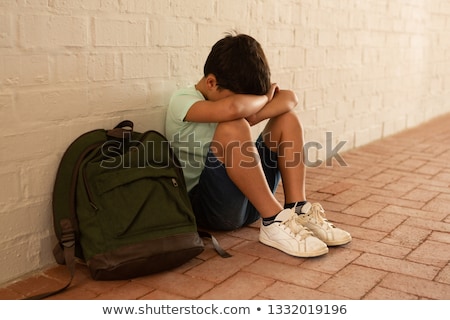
[280,209,313,240]
[299,203,336,230]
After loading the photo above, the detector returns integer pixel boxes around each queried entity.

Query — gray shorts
[188,135,281,231]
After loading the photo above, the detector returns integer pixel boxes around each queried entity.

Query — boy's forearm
[247,90,298,125]
[230,94,269,118]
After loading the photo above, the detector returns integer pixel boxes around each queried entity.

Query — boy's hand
[246,84,279,126]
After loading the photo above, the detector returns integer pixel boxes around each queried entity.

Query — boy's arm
[184,94,269,123]
[246,90,298,126]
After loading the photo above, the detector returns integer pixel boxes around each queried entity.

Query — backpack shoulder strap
[24,219,77,300]
[198,231,232,258]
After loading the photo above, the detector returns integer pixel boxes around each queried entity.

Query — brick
[352,184,405,198]
[1,55,49,86]
[282,47,305,69]
[0,287,25,299]
[16,87,90,122]
[318,30,338,47]
[304,89,323,109]
[415,164,443,175]
[150,20,196,47]
[185,251,257,284]
[119,0,171,14]
[122,52,169,79]
[367,194,425,209]
[140,290,185,300]
[369,172,402,185]
[267,26,295,46]
[428,231,450,244]
[305,48,325,67]
[381,180,418,193]
[19,14,88,48]
[301,247,361,274]
[6,275,64,298]
[433,172,450,183]
[348,238,411,259]
[51,0,120,11]
[88,53,116,81]
[407,240,450,268]
[422,197,450,215]
[380,273,450,299]
[327,189,369,206]
[1,128,63,162]
[382,224,431,249]
[260,281,347,300]
[47,286,98,300]
[217,0,248,21]
[355,253,440,280]
[87,83,147,112]
[402,188,439,202]
[0,171,21,204]
[135,272,215,299]
[21,161,57,198]
[361,211,407,232]
[94,18,146,47]
[363,286,418,300]
[0,93,14,125]
[95,282,151,300]
[200,271,273,300]
[233,240,303,266]
[245,258,331,289]
[343,199,387,218]
[55,54,88,83]
[0,14,12,47]
[404,216,450,233]
[435,265,450,285]
[319,265,387,299]
[326,212,366,228]
[171,52,203,76]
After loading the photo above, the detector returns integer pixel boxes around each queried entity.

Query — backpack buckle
[60,231,75,248]
[60,219,76,248]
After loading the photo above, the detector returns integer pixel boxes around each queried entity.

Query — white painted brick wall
[1,0,450,285]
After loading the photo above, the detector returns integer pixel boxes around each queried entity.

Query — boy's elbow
[228,101,246,119]
[288,90,299,108]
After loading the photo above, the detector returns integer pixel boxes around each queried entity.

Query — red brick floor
[1,113,449,300]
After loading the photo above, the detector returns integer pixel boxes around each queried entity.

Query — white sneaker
[259,208,329,257]
[296,202,352,246]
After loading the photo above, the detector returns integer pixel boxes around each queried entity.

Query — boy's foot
[259,208,329,257]
[296,202,352,246]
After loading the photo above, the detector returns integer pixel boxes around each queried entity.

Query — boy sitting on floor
[165,33,351,257]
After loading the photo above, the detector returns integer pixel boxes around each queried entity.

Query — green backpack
[29,120,228,299]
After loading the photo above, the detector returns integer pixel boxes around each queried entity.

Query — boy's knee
[217,118,250,132]
[214,118,252,143]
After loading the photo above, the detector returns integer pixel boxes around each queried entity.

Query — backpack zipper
[83,167,98,211]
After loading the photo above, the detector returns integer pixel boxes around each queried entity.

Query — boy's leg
[189,118,282,231]
[193,118,328,257]
[211,118,283,219]
[261,110,306,204]
[262,110,352,246]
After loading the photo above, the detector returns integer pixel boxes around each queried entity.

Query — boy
[165,33,351,257]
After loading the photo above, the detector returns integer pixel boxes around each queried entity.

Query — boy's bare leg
[262,110,307,204]
[211,118,283,218]
[212,116,331,257]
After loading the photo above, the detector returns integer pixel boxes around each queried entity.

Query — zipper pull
[90,201,98,211]
[172,178,178,187]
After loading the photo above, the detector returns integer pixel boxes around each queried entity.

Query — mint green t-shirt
[165,86,217,192]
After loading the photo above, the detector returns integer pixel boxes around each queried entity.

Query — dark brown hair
[203,33,271,95]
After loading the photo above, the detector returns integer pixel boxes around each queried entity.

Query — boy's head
[203,33,271,95]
